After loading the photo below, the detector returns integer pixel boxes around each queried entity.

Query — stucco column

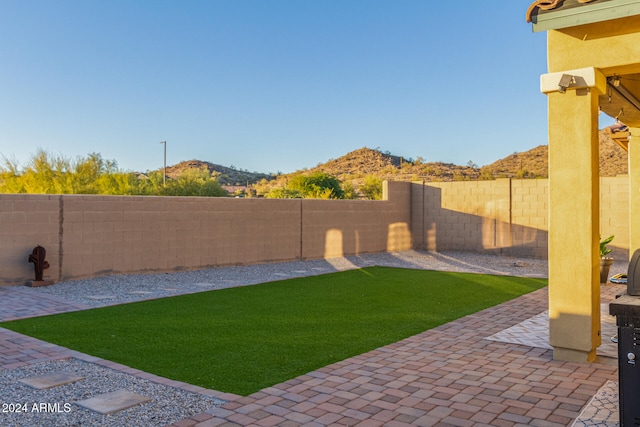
[630,127,640,256]
[543,67,606,362]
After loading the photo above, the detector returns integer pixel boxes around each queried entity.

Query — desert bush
[359,175,382,200]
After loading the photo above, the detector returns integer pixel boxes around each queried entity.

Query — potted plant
[600,235,614,284]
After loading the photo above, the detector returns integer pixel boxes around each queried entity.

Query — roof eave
[531,0,640,32]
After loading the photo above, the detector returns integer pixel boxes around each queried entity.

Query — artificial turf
[1,267,546,396]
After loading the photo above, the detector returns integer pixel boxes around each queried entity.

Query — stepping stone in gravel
[293,270,308,274]
[19,372,84,390]
[127,291,152,295]
[86,295,115,300]
[273,273,289,276]
[75,389,152,414]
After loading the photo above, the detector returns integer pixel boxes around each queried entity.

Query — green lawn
[1,267,546,396]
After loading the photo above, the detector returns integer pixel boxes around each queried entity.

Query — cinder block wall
[600,176,630,259]
[1,177,629,285]
[411,180,515,253]
[60,195,304,279]
[0,195,62,285]
[411,176,628,259]
[301,181,411,259]
[510,179,548,257]
[0,181,411,285]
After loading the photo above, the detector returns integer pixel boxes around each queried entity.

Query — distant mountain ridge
[165,160,272,186]
[161,129,628,191]
[299,147,480,182]
[481,130,628,178]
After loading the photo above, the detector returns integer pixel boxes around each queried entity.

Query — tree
[253,178,274,197]
[13,150,70,194]
[0,157,25,193]
[73,152,119,194]
[359,175,382,200]
[286,172,344,199]
[0,150,228,197]
[262,172,346,199]
[266,187,303,199]
[341,181,358,199]
[161,168,227,197]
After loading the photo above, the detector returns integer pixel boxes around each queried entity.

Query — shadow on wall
[413,183,548,258]
[324,222,412,260]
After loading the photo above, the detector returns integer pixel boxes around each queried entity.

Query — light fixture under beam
[607,77,640,114]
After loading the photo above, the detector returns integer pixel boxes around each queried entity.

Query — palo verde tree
[0,150,227,197]
[0,150,127,194]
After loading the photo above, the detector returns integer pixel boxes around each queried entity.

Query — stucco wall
[0,181,411,285]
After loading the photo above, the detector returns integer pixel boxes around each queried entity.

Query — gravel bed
[30,250,552,308]
[0,358,224,427]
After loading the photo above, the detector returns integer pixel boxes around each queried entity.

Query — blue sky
[1,1,570,174]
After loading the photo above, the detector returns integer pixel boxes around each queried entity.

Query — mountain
[598,129,629,176]
[274,147,481,184]
[481,129,628,178]
[161,129,628,195]
[164,160,272,186]
[480,145,548,179]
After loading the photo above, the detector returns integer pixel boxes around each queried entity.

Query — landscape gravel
[30,250,553,308]
[0,358,224,427]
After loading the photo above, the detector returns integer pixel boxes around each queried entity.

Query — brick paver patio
[164,285,621,427]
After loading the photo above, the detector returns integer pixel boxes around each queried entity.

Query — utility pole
[160,141,167,187]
